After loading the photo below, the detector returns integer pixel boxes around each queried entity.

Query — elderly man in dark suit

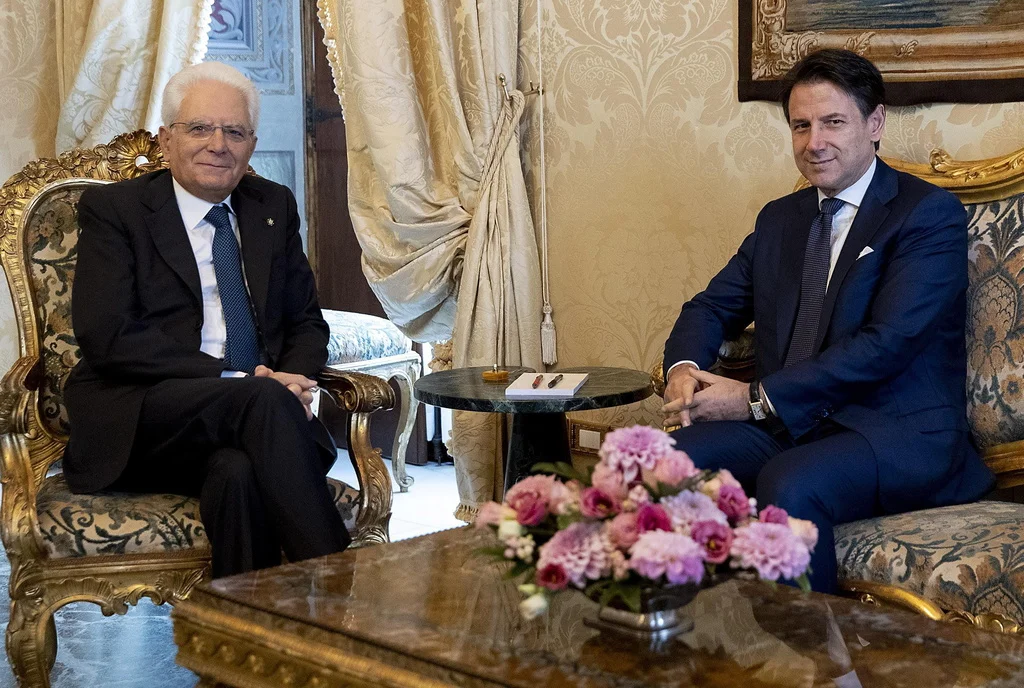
[661,49,994,593]
[65,62,349,577]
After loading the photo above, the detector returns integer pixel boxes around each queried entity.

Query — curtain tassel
[541,304,557,365]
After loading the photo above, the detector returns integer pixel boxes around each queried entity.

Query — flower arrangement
[476,425,818,620]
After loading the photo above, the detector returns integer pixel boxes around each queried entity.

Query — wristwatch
[748,381,767,421]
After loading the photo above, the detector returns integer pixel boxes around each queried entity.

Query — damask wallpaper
[517,0,1024,429]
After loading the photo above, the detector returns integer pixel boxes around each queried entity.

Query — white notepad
[506,372,589,397]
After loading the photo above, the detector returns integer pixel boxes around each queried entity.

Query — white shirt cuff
[759,381,777,415]
[666,360,699,378]
[221,370,248,378]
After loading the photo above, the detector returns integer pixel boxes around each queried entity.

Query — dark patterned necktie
[784,197,845,367]
[205,204,262,374]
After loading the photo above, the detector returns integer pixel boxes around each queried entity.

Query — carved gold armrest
[651,327,757,398]
[316,368,396,546]
[0,356,41,436]
[0,356,47,562]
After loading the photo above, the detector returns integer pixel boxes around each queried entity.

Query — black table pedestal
[504,412,571,490]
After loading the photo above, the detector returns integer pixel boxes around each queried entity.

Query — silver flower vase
[584,585,703,642]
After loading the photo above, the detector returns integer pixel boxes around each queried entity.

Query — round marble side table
[414,366,654,491]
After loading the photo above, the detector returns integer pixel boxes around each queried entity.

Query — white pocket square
[857,246,874,260]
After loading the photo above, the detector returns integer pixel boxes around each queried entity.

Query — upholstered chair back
[0,132,167,488]
[964,194,1024,448]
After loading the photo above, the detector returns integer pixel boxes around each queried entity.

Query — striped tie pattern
[783,197,845,367]
[205,204,262,374]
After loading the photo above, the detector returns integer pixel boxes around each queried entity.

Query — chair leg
[7,596,58,688]
[391,365,420,492]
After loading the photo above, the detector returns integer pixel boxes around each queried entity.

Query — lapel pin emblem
[265,217,274,226]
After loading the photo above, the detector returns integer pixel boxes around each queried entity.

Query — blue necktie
[205,204,262,374]
[784,197,845,367]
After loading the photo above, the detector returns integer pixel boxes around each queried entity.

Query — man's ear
[157,126,171,153]
[869,104,885,142]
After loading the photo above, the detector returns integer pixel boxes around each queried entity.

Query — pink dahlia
[760,505,789,525]
[598,426,676,483]
[505,474,560,526]
[629,531,705,585]
[535,522,611,588]
[690,520,733,564]
[731,522,811,581]
[717,484,752,524]
[660,489,727,534]
[636,503,673,533]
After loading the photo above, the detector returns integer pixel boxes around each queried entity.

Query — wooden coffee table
[173,528,1024,687]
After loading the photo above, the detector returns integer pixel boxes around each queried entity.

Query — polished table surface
[414,366,654,488]
[413,365,654,414]
[173,527,1024,687]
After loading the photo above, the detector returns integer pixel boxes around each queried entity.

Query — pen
[531,374,544,388]
[547,373,564,388]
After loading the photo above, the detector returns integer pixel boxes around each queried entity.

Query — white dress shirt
[172,179,242,363]
[666,159,880,404]
[171,180,321,413]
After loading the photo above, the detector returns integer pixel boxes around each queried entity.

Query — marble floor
[0,458,463,687]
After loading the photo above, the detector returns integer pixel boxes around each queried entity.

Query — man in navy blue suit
[661,49,994,593]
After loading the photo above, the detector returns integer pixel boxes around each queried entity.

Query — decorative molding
[207,0,294,96]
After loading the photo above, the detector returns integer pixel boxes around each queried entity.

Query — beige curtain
[318,0,543,519]
[55,0,213,151]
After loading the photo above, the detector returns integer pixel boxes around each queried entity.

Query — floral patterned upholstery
[25,184,88,439]
[836,501,1024,622]
[965,194,1024,448]
[323,309,411,366]
[36,473,361,559]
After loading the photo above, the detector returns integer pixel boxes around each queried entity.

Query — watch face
[750,401,767,421]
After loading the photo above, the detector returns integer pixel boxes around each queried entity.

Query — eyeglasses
[170,122,254,144]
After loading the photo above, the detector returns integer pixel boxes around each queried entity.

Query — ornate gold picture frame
[739,0,1024,105]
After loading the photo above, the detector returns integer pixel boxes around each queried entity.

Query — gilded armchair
[0,131,396,687]
[653,145,1024,634]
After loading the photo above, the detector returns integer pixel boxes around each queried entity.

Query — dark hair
[780,49,885,123]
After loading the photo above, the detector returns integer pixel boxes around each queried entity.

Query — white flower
[788,517,819,551]
[497,519,524,540]
[519,592,549,620]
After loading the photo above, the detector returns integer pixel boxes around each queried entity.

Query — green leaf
[476,545,508,559]
[556,512,584,529]
[531,461,589,484]
[796,574,811,593]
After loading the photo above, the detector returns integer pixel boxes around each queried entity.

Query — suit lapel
[142,172,202,305]
[231,178,272,328]
[813,158,896,351]
[777,188,821,362]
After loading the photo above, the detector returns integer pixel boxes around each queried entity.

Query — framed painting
[738,0,1024,105]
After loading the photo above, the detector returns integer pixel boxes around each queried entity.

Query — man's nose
[806,125,827,151]
[206,128,229,152]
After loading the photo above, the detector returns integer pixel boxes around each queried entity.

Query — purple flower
[629,531,705,585]
[760,505,789,525]
[536,563,569,591]
[580,487,620,519]
[660,489,727,534]
[536,522,611,588]
[731,522,811,581]
[690,520,733,564]
[717,484,752,524]
[636,503,672,533]
[606,511,640,550]
[599,426,676,483]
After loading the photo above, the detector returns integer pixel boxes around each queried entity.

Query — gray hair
[162,62,261,130]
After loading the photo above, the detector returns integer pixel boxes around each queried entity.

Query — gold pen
[547,373,564,388]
